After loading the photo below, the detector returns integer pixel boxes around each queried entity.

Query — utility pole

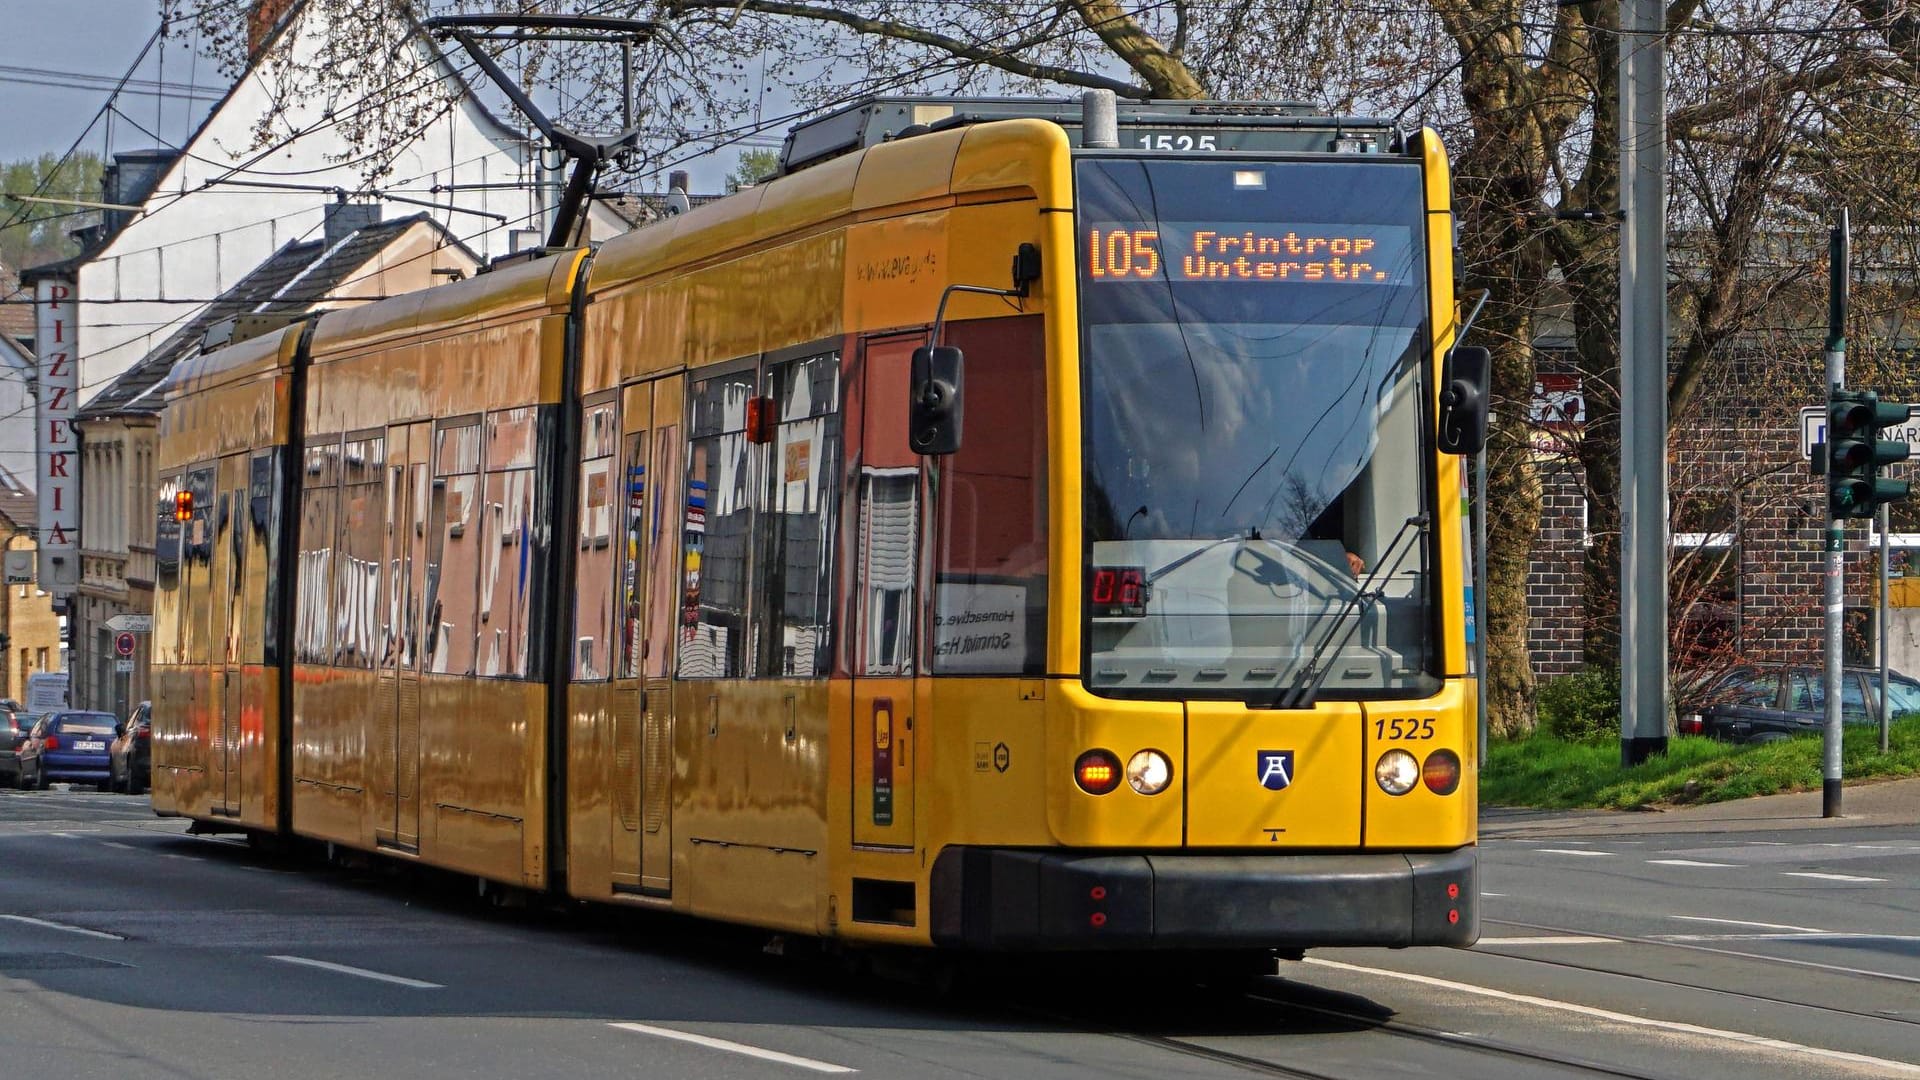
[1620,0,1669,766]
[1824,213,1848,818]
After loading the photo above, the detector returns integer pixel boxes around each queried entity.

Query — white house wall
[76,5,546,406]
[0,338,34,489]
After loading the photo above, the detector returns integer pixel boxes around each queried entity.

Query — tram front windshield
[1076,156,1439,702]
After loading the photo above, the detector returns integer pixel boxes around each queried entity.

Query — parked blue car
[16,711,120,790]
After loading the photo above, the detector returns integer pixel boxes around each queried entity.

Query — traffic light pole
[1823,213,1847,819]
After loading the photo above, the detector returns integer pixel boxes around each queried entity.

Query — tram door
[212,453,249,817]
[376,422,431,850]
[611,374,682,893]
[851,336,923,849]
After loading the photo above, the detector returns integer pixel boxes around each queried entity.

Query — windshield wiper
[1145,527,1266,585]
[1268,513,1428,710]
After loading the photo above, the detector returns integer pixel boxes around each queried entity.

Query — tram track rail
[1009,976,1672,1080]
[1483,916,1920,1017]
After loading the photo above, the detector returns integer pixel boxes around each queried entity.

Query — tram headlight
[1125,749,1173,795]
[1374,749,1419,795]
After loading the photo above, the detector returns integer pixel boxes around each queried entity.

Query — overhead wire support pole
[1824,211,1849,818]
[1620,0,1670,766]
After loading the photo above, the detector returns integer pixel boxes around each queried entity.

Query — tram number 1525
[1136,133,1219,151]
[1375,717,1436,741]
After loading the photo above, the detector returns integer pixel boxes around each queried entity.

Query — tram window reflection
[296,440,340,665]
[479,465,536,678]
[680,370,756,679]
[427,421,481,676]
[574,401,618,681]
[933,317,1047,676]
[757,352,840,678]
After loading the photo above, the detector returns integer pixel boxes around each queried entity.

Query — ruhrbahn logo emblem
[1256,750,1295,790]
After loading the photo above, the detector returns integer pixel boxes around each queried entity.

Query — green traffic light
[1826,388,1913,518]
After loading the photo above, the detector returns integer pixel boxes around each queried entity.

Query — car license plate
[76,740,104,751]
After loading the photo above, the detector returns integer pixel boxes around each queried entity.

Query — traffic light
[1827,389,1913,519]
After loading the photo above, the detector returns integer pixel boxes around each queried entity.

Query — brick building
[1523,342,1901,685]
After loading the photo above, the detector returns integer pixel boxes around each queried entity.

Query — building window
[1672,489,1738,665]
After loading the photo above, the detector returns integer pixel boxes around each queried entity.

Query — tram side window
[755,352,840,677]
[182,466,216,664]
[425,421,482,676]
[479,407,539,679]
[296,440,341,664]
[618,431,645,679]
[932,316,1048,675]
[335,436,384,669]
[640,418,681,680]
[250,450,279,666]
[153,475,182,666]
[679,370,757,679]
[574,401,619,681]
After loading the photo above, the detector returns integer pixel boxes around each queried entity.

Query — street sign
[115,631,135,657]
[104,613,152,634]
[115,659,134,673]
[1802,404,1920,459]
[2,550,31,585]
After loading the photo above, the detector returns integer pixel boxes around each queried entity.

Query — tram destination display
[1083,221,1415,286]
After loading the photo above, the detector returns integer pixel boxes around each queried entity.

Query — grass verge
[1482,715,1920,809]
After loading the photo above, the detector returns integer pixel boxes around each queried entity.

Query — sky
[0,2,222,167]
[0,1,746,193]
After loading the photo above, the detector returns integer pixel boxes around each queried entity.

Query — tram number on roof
[1134,133,1219,152]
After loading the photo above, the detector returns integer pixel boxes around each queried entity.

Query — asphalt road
[2,787,1917,1079]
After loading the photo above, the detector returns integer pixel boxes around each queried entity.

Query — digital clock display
[1083,223,1415,286]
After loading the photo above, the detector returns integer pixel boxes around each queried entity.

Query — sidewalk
[1482,775,1920,838]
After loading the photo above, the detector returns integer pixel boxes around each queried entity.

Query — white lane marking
[97,841,137,852]
[158,853,201,862]
[1669,915,1829,933]
[268,955,443,989]
[1782,872,1886,883]
[1533,848,1612,857]
[1480,892,1508,898]
[51,832,80,839]
[610,1022,856,1074]
[1661,932,1920,943]
[1303,958,1920,1075]
[1647,859,1739,868]
[1477,936,1616,946]
[0,914,124,940]
[1743,840,1786,845]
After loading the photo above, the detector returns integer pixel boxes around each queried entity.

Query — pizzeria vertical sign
[34,274,79,594]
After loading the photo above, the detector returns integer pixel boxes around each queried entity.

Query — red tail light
[1422,749,1462,795]
[43,735,60,751]
[135,728,151,742]
[1679,715,1705,736]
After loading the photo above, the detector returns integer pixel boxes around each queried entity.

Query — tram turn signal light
[1422,749,1462,796]
[1075,749,1123,795]
[174,491,193,522]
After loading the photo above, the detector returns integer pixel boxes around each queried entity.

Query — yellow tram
[151,97,1482,954]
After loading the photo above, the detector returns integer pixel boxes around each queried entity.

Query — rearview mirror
[909,345,964,456]
[1437,345,1491,455]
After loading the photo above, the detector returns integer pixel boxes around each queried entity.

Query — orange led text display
[1086,228,1394,283]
